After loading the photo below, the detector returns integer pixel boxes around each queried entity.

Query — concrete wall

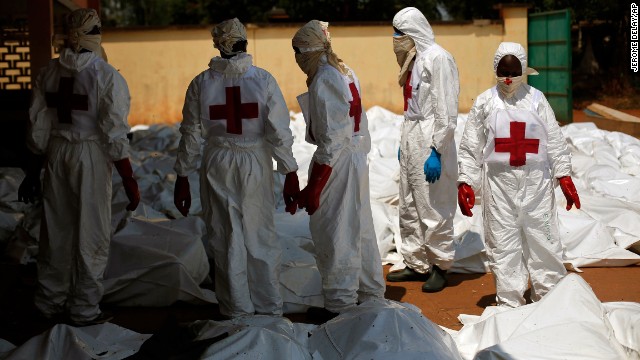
[102,8,529,125]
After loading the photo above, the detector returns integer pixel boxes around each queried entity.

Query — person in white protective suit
[291,20,386,322]
[18,8,140,326]
[173,18,300,319]
[457,42,582,308]
[386,7,460,293]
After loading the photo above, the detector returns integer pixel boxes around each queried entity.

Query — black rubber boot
[386,267,429,282]
[421,265,448,293]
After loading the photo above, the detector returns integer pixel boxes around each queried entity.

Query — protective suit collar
[58,47,99,73]
[392,7,435,53]
[209,52,252,74]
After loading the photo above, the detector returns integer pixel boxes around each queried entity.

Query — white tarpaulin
[0,323,151,360]
[448,274,637,360]
[308,298,463,359]
[191,316,316,360]
[2,291,639,360]
[103,213,216,306]
[603,302,640,359]
[275,211,324,313]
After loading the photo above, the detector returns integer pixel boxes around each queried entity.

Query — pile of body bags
[0,107,638,359]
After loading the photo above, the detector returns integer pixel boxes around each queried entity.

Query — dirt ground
[573,107,640,123]
[382,265,640,330]
[1,261,639,347]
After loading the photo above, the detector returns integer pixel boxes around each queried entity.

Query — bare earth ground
[573,107,640,123]
[1,261,639,347]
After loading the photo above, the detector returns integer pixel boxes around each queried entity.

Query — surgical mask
[393,34,415,67]
[393,34,416,87]
[295,52,314,75]
[295,51,326,86]
[496,75,523,98]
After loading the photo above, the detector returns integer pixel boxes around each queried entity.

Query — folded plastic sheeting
[191,316,316,360]
[0,168,39,265]
[557,199,640,269]
[275,211,324,313]
[562,123,640,252]
[449,274,634,360]
[103,215,215,306]
[0,339,15,359]
[603,302,640,359]
[2,293,637,360]
[0,323,151,360]
[308,299,463,359]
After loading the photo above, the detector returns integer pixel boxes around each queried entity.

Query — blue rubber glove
[424,147,441,183]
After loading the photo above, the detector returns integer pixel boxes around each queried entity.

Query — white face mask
[496,75,523,98]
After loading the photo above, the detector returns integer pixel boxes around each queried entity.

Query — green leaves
[100,0,623,26]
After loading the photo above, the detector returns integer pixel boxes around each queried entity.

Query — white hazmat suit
[457,42,571,307]
[26,18,135,323]
[174,28,298,318]
[392,8,460,276]
[293,21,386,313]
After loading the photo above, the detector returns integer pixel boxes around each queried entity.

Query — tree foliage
[99,0,634,101]
[101,0,625,26]
[102,0,444,26]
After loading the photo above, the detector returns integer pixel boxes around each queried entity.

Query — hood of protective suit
[493,42,538,98]
[58,47,99,73]
[62,8,103,57]
[292,20,348,86]
[211,18,247,56]
[392,7,435,53]
[493,42,538,76]
[209,52,252,74]
[493,42,527,75]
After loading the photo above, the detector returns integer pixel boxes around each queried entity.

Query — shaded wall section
[103,16,525,125]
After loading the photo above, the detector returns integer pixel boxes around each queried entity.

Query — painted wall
[102,10,529,125]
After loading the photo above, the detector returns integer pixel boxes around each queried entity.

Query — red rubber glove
[114,158,140,211]
[174,175,191,216]
[283,172,300,215]
[558,176,581,210]
[298,162,332,216]
[458,183,476,217]
[458,183,475,217]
